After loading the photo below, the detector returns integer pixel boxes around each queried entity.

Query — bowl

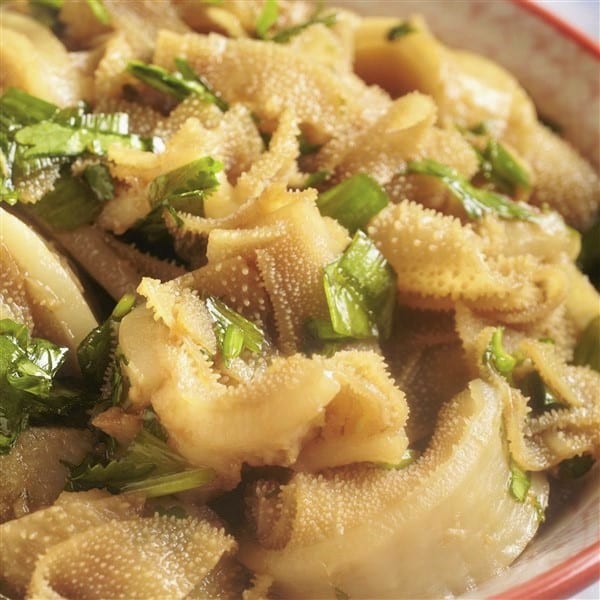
[336,1,600,597]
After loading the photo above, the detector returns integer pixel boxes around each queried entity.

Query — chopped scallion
[271,10,337,43]
[479,139,531,194]
[316,173,388,233]
[66,428,215,496]
[482,327,518,379]
[205,296,266,362]
[29,168,105,230]
[387,22,417,41]
[319,231,396,341]
[256,0,279,39]
[406,159,532,220]
[127,59,228,111]
[148,156,223,214]
[509,459,531,502]
[77,293,135,388]
[85,0,111,25]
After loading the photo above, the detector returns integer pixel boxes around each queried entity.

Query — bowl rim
[512,0,600,58]
[493,541,600,599]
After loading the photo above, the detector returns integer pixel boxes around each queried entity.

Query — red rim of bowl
[492,542,600,599]
[512,0,600,58]
[493,4,599,596]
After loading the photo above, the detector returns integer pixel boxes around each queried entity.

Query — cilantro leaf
[15,121,157,159]
[77,294,136,389]
[82,163,114,201]
[125,157,222,260]
[148,156,223,213]
[406,159,532,220]
[0,319,87,453]
[67,428,215,497]
[29,166,108,230]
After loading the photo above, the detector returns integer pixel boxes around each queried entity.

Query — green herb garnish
[126,157,222,258]
[148,156,223,214]
[509,459,531,502]
[378,449,420,470]
[271,10,337,43]
[518,371,565,414]
[302,170,331,190]
[77,294,136,389]
[67,428,215,497]
[478,139,531,195]
[482,327,518,379]
[256,0,279,39]
[386,22,417,41]
[85,0,110,25]
[317,231,396,342]
[127,58,228,111]
[29,164,113,230]
[406,159,532,220]
[316,173,388,234]
[15,120,157,159]
[0,319,86,453]
[205,297,266,362]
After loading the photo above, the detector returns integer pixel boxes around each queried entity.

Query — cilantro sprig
[125,157,223,259]
[0,88,160,207]
[0,319,89,453]
[67,428,215,497]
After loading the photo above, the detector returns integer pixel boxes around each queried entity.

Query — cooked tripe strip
[295,350,409,471]
[119,288,340,483]
[0,490,143,597]
[525,124,600,230]
[152,30,389,145]
[0,427,92,524]
[0,209,98,363]
[241,380,548,599]
[368,201,566,321]
[28,513,236,600]
[0,11,80,105]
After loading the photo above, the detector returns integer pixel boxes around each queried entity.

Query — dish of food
[0,1,598,598]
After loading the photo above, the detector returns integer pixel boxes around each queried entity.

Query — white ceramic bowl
[337,1,600,598]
